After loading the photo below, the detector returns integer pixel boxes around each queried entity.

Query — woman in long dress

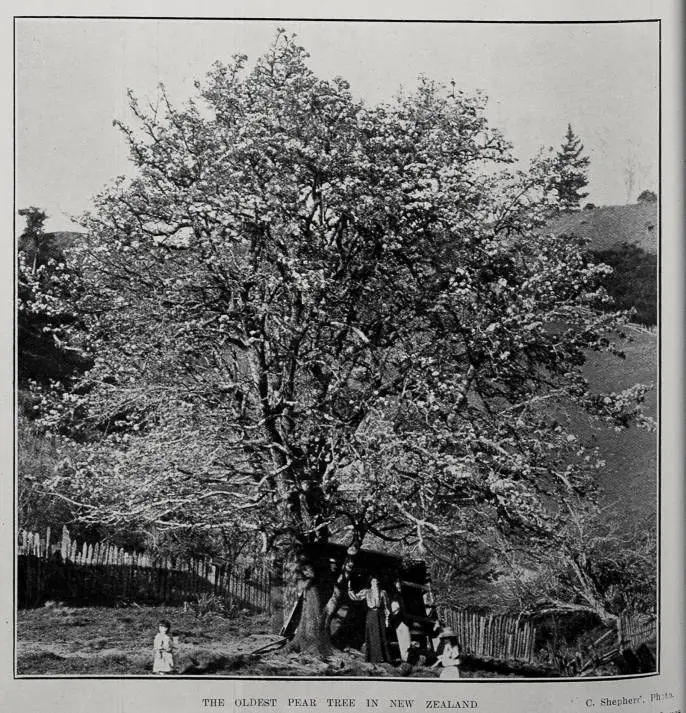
[348,576,391,663]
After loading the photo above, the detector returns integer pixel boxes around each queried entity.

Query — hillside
[548,203,657,522]
[45,230,85,253]
[546,202,657,254]
[580,326,657,523]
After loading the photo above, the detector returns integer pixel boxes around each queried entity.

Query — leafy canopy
[37,31,649,561]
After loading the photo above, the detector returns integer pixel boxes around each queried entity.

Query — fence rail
[437,606,536,663]
[436,606,656,670]
[618,612,656,651]
[17,527,271,613]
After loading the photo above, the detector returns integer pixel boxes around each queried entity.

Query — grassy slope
[546,202,658,253]
[546,204,658,521]
[580,326,657,522]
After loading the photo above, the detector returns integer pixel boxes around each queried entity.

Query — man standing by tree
[554,124,591,211]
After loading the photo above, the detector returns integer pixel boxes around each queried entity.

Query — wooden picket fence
[17,526,271,613]
[563,612,658,675]
[574,612,656,664]
[437,606,536,663]
[435,608,655,670]
[618,612,656,650]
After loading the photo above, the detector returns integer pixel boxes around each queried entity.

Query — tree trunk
[268,470,343,657]
[289,578,332,657]
[322,541,359,637]
[284,545,332,658]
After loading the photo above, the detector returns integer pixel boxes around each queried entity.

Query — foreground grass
[17,605,276,676]
[17,605,527,678]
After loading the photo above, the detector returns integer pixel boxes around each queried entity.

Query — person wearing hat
[433,627,462,679]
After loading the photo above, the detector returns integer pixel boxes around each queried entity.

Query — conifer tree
[554,124,590,211]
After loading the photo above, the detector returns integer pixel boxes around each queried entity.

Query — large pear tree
[37,31,650,653]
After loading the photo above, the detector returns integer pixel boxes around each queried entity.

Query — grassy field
[17,605,275,676]
[17,605,531,678]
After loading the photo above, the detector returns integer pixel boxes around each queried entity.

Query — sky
[15,19,659,233]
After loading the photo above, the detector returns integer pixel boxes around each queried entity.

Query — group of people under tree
[335,568,461,677]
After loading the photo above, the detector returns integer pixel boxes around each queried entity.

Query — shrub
[17,416,73,532]
[637,190,657,203]
[592,243,657,326]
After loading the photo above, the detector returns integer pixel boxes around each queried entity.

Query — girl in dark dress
[348,576,391,663]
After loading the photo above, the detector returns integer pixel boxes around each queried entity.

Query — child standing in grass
[433,627,462,679]
[153,619,175,674]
